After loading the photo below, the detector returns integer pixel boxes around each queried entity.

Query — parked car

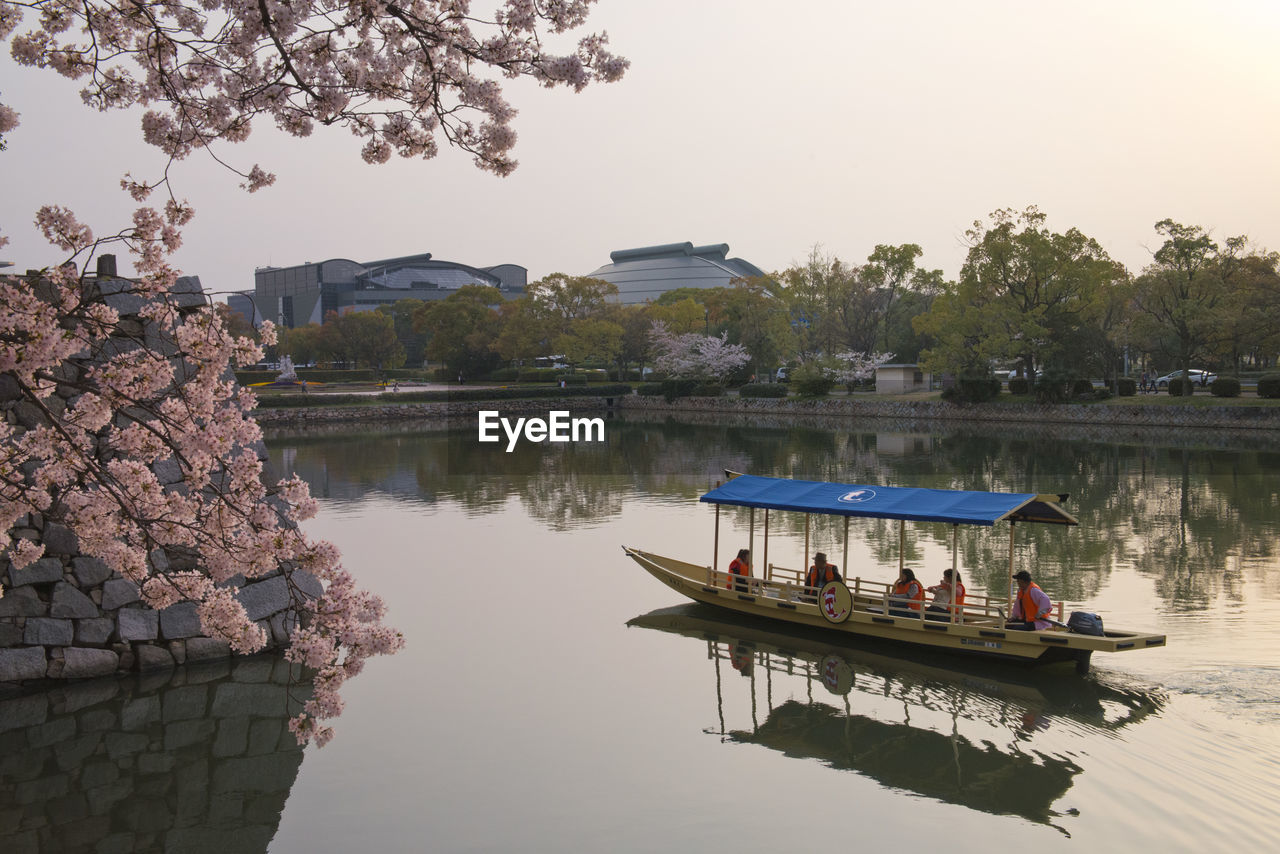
[1155,369,1217,389]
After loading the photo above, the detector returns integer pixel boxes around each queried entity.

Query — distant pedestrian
[457,372,463,385]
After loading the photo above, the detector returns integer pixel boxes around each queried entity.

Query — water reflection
[0,656,308,854]
[263,412,1280,610]
[629,604,1164,829]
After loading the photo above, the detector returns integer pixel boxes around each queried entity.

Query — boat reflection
[628,604,1165,828]
[0,655,309,854]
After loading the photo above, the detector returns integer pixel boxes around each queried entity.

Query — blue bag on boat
[1067,611,1104,636]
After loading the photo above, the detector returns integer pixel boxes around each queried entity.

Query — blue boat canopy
[699,475,1077,526]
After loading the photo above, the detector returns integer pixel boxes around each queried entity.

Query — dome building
[586,242,767,305]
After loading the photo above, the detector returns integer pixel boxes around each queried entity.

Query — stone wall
[251,395,613,428]
[1,272,318,686]
[0,655,307,854]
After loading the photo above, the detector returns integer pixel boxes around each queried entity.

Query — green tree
[413,286,505,377]
[1130,220,1245,392]
[377,299,430,368]
[915,207,1124,381]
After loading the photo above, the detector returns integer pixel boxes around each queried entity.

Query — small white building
[876,363,932,394]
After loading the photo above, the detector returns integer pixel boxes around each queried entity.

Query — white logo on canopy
[838,489,877,503]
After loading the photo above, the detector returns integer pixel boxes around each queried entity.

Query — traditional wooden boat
[623,473,1166,673]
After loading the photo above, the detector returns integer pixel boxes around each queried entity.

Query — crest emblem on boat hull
[820,581,852,624]
[838,489,877,503]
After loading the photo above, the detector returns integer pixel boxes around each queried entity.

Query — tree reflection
[263,410,1280,611]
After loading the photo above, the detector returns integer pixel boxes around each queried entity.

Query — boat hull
[623,546,1166,670]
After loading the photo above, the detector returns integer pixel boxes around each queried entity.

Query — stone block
[28,717,76,749]
[162,684,209,722]
[152,457,183,485]
[0,647,48,682]
[293,568,325,601]
[51,582,99,619]
[62,647,119,679]
[247,719,283,756]
[211,754,303,794]
[0,585,47,617]
[71,556,112,587]
[236,575,289,622]
[159,601,202,639]
[80,759,120,790]
[211,682,288,718]
[213,717,249,757]
[0,624,22,647]
[117,608,159,642]
[25,617,73,646]
[0,373,21,401]
[75,617,115,645]
[8,556,63,586]
[54,732,105,771]
[164,718,216,751]
[50,678,119,714]
[101,578,141,611]
[42,522,79,556]
[231,656,275,683]
[120,695,161,732]
[186,637,232,662]
[134,644,175,673]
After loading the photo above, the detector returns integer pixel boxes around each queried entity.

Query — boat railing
[734,566,1011,626]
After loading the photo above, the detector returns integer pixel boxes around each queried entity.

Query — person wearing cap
[1008,570,1053,630]
[804,552,842,601]
[726,548,751,593]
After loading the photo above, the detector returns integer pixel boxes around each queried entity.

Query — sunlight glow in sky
[2,0,1277,297]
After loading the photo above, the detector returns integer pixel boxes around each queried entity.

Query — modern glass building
[586,242,767,305]
[252,252,526,329]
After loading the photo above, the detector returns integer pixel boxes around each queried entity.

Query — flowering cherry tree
[1,210,404,746]
[832,351,895,387]
[2,0,628,745]
[0,0,628,181]
[650,322,750,382]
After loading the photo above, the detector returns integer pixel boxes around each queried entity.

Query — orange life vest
[727,557,749,589]
[954,582,966,606]
[806,564,840,589]
[1016,582,1051,624]
[893,579,924,611]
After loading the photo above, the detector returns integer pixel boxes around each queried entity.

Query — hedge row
[738,383,789,398]
[255,383,633,408]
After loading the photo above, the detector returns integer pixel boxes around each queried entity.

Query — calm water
[6,412,1280,851]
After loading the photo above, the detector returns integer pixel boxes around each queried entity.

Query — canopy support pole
[843,516,850,580]
[763,510,770,581]
[952,524,959,623]
[804,514,811,577]
[898,519,905,575]
[749,508,755,571]
[1007,521,1016,619]
[714,504,721,579]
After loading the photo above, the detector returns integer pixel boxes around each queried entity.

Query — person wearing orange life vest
[889,567,925,617]
[926,569,965,621]
[1008,570,1054,630]
[726,548,751,593]
[803,552,842,601]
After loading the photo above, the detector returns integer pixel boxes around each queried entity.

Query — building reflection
[0,656,309,854]
[628,604,1164,829]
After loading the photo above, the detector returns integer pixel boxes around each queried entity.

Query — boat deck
[624,547,1167,664]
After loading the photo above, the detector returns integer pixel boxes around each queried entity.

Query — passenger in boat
[889,568,926,617]
[1008,570,1054,630]
[925,569,965,621]
[803,552,842,600]
[727,548,751,593]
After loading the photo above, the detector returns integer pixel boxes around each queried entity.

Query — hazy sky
[3,0,1278,299]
